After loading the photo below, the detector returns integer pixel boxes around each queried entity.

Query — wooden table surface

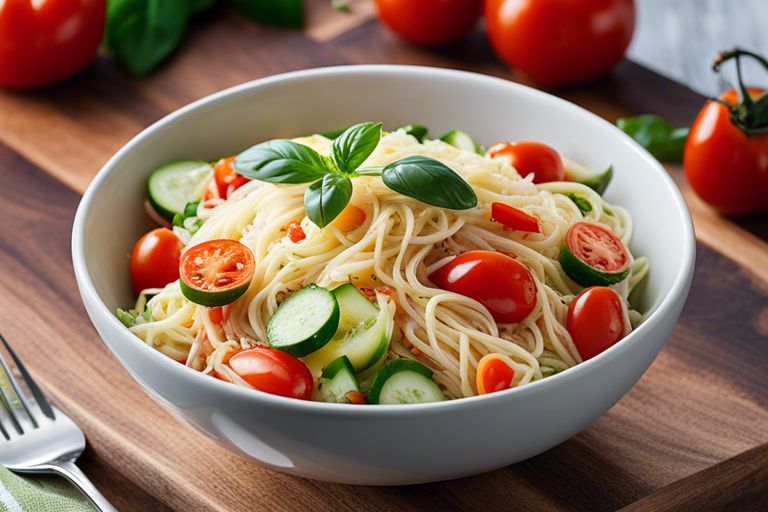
[1,2,767,511]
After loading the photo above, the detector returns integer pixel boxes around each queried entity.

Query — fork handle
[41,460,118,512]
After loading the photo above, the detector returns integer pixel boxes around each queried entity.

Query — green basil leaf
[398,124,429,143]
[106,0,189,77]
[332,122,382,173]
[304,174,353,228]
[616,115,689,163]
[230,0,303,28]
[188,0,216,16]
[235,140,330,183]
[320,126,349,140]
[382,156,478,210]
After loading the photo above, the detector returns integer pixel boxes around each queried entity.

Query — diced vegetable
[147,160,213,220]
[330,204,366,232]
[398,124,429,142]
[317,355,361,403]
[368,359,445,405]
[476,354,515,395]
[440,129,484,155]
[267,285,340,357]
[302,284,392,375]
[559,222,630,286]
[179,239,255,307]
[565,192,593,215]
[491,202,540,233]
[116,308,136,327]
[564,162,613,195]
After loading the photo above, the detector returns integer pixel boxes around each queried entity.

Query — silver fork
[0,333,116,511]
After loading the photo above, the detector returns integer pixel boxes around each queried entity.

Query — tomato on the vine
[0,0,105,89]
[684,50,768,215]
[485,0,635,86]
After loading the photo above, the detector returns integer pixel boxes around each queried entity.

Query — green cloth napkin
[0,466,96,512]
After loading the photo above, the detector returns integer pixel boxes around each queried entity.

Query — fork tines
[0,332,55,439]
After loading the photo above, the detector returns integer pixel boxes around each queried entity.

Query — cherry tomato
[476,354,515,395]
[429,250,537,323]
[491,202,540,232]
[228,346,313,400]
[375,0,483,45]
[485,0,635,86]
[130,228,183,294]
[684,88,768,215]
[287,221,306,243]
[214,156,251,199]
[567,287,625,361]
[487,142,565,183]
[0,0,105,89]
[179,239,255,307]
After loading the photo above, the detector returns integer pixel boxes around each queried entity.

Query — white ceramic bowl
[72,65,695,485]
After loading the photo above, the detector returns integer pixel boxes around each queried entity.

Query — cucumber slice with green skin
[267,285,340,357]
[559,222,630,287]
[317,355,360,403]
[564,162,613,195]
[440,129,484,155]
[302,283,392,376]
[147,161,213,220]
[398,124,429,143]
[368,359,445,405]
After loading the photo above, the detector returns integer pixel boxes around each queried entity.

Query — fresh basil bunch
[106,0,302,77]
[234,122,479,228]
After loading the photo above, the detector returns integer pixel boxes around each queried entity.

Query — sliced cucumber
[397,124,429,143]
[302,284,392,376]
[317,356,360,403]
[267,285,340,357]
[564,161,613,195]
[440,129,484,155]
[147,161,213,220]
[368,359,445,405]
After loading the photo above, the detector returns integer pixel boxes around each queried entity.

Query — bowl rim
[72,64,696,415]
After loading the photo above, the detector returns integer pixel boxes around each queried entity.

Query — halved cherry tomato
[287,221,306,243]
[130,228,183,294]
[429,250,537,323]
[476,354,515,395]
[375,0,483,45]
[491,202,541,232]
[228,346,313,400]
[487,142,565,183]
[330,204,366,232]
[0,0,106,89]
[485,0,635,86]
[179,239,255,307]
[567,286,625,360]
[214,156,251,199]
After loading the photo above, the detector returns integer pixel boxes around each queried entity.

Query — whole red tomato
[375,0,483,45]
[485,0,635,86]
[0,0,105,89]
[130,228,183,294]
[567,287,625,361]
[684,51,768,215]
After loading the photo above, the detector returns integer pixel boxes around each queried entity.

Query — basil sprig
[233,122,478,228]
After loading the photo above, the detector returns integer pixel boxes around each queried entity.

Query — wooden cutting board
[0,2,766,510]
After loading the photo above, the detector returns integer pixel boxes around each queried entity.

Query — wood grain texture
[0,2,766,510]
